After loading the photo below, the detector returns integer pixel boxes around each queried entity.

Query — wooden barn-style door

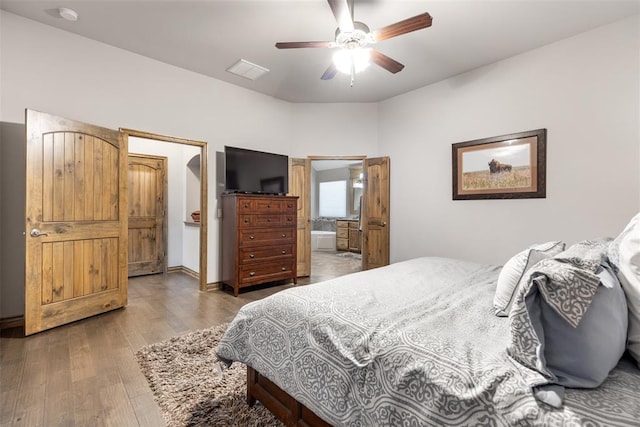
[25,109,128,335]
[127,153,167,277]
[362,156,390,270]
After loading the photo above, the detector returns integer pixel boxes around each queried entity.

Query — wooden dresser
[336,219,361,253]
[221,194,298,296]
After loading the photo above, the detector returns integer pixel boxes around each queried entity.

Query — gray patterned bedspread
[216,257,640,426]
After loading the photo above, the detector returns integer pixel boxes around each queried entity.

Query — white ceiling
[2,1,638,103]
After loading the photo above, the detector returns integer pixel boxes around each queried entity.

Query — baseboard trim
[0,315,24,330]
[167,265,199,280]
[206,281,222,291]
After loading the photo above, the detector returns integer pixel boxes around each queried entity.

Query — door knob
[30,228,49,237]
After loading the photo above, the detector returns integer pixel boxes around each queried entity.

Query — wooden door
[361,157,390,270]
[127,154,167,277]
[289,158,311,277]
[25,109,128,335]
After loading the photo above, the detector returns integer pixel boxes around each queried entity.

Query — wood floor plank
[0,389,18,425]
[11,332,50,426]
[44,334,74,426]
[0,251,360,426]
[99,382,139,427]
[72,375,107,427]
[68,325,96,384]
[129,393,165,427]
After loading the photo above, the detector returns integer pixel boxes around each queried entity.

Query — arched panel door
[25,109,128,335]
[127,153,167,277]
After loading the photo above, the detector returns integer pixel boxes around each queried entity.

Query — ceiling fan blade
[275,41,334,49]
[321,63,338,80]
[373,12,433,42]
[370,50,404,74]
[327,0,354,33]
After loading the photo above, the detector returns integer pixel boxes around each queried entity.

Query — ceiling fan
[275,0,432,83]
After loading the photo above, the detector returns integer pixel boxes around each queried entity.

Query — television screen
[224,146,289,195]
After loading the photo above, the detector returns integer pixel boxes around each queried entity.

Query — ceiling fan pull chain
[350,55,356,87]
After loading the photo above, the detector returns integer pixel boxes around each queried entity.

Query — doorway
[290,155,390,280]
[127,153,168,277]
[121,129,208,291]
[310,159,364,275]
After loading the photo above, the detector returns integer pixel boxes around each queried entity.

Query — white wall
[379,15,640,266]
[128,136,201,271]
[289,103,379,158]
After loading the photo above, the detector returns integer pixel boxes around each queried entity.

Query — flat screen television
[224,146,289,195]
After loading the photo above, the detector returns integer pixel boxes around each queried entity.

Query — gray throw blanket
[508,239,621,407]
[525,239,608,328]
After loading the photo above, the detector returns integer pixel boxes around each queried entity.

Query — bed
[216,219,640,426]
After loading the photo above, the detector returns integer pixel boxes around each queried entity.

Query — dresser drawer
[254,198,296,213]
[336,228,349,239]
[239,214,295,228]
[238,198,296,214]
[239,261,295,285]
[240,245,294,263]
[239,228,295,246]
[336,238,348,251]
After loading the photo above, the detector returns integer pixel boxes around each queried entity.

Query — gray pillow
[527,262,627,388]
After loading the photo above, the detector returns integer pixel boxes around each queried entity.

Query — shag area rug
[135,323,283,427]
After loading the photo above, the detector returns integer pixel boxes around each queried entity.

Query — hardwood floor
[0,251,360,426]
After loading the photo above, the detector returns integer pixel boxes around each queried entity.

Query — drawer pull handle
[267,205,271,208]
[244,218,249,223]
[249,235,255,240]
[249,272,255,277]
[287,217,292,221]
[281,250,286,254]
[281,233,286,238]
[244,204,249,208]
[249,254,255,258]
[281,267,286,271]
[267,219,271,222]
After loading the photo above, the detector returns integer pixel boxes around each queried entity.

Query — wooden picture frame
[452,129,546,200]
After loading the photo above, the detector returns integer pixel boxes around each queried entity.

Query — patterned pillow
[608,212,640,367]
[493,241,565,316]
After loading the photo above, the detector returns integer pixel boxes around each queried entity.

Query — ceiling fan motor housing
[335,21,375,49]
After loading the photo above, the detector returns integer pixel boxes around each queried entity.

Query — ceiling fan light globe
[333,48,371,74]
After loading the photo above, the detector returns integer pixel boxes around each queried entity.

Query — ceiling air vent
[226,59,269,80]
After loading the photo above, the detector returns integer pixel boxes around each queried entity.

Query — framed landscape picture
[452,129,546,200]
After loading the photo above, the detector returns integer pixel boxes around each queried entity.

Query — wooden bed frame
[247,366,332,427]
